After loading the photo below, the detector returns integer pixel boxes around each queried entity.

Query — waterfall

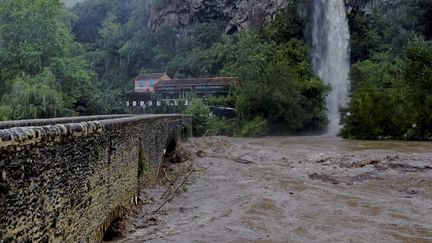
[311,0,351,136]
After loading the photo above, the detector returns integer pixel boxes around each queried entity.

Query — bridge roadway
[0,114,192,242]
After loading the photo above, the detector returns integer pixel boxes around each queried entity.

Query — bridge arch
[165,137,177,156]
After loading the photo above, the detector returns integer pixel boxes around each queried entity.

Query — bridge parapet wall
[0,114,192,242]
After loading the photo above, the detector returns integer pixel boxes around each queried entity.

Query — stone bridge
[0,114,192,242]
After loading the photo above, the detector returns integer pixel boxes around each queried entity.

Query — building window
[139,80,145,87]
[149,80,156,87]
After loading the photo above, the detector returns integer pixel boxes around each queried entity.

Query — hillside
[62,0,83,8]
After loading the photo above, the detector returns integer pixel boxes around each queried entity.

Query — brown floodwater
[116,136,432,243]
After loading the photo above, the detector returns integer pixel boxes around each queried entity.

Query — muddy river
[116,136,432,242]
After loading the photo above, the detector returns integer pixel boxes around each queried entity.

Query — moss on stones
[138,149,150,179]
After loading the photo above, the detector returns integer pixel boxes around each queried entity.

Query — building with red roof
[125,73,239,108]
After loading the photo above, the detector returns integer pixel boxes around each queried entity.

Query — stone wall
[0,114,192,242]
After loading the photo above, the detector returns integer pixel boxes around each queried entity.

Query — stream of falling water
[311,0,351,135]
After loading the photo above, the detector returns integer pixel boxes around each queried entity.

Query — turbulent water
[119,137,432,242]
[311,0,351,135]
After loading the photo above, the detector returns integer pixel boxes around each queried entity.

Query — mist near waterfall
[311,0,351,135]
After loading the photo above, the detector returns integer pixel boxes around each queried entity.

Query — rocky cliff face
[346,0,403,14]
[148,0,289,36]
[148,0,402,36]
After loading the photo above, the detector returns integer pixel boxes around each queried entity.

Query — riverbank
[116,136,432,242]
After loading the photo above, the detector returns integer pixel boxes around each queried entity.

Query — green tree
[341,54,413,139]
[239,117,268,138]
[261,0,307,43]
[348,1,420,63]
[186,99,210,137]
[403,38,432,137]
[0,0,100,118]
[1,69,71,119]
[222,34,329,133]
[69,0,329,136]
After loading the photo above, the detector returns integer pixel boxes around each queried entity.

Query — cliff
[148,0,404,36]
[346,0,403,13]
[148,0,289,35]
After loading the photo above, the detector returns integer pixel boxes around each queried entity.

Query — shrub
[0,106,10,121]
[207,116,236,136]
[1,69,72,120]
[239,117,268,138]
[186,98,209,137]
[207,95,236,107]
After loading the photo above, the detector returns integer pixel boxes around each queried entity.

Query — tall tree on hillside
[0,0,99,119]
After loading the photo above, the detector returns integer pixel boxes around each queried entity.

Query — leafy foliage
[342,37,432,139]
[239,117,268,138]
[0,0,107,119]
[207,117,236,137]
[343,0,432,139]
[348,0,432,63]
[69,0,328,136]
[2,69,71,119]
[341,54,411,139]
[225,34,329,133]
[260,0,308,43]
[70,0,328,135]
[403,38,432,138]
[0,0,328,138]
[206,95,237,108]
[186,99,210,137]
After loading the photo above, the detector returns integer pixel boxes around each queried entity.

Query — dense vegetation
[0,0,328,136]
[3,0,430,139]
[71,0,328,136]
[0,0,101,119]
[342,0,432,139]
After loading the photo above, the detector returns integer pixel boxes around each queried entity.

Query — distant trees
[341,54,411,139]
[0,0,105,120]
[4,0,430,140]
[71,0,180,86]
[186,99,210,137]
[347,0,432,64]
[403,38,432,138]
[218,34,329,133]
[167,2,329,135]
[342,38,432,139]
[69,0,329,135]
[343,0,432,140]
[2,69,69,119]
